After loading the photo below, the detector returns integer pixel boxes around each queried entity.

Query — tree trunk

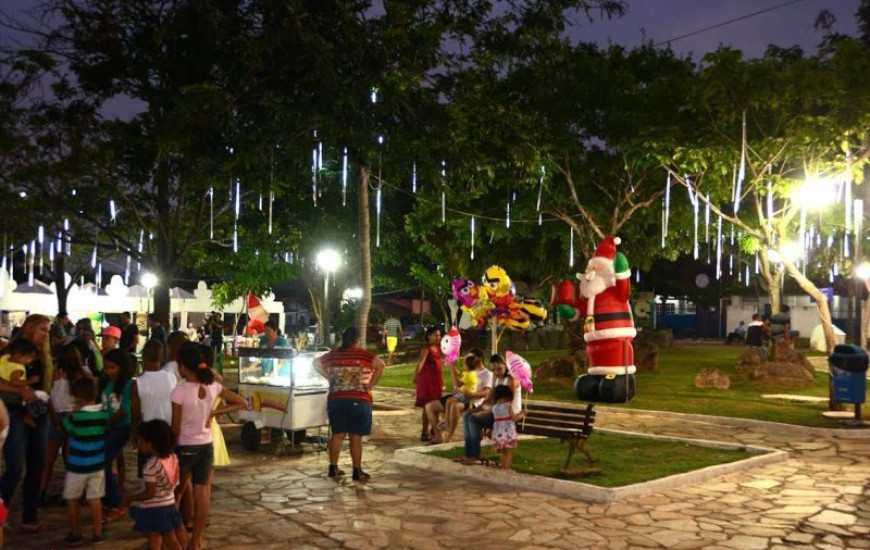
[418,288,426,325]
[861,289,870,351]
[153,284,170,331]
[784,260,835,352]
[54,253,69,314]
[153,157,173,328]
[356,166,372,348]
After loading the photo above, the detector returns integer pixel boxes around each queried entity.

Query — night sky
[1,0,862,59]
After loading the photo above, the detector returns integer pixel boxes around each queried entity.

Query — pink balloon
[440,326,461,365]
[506,350,533,393]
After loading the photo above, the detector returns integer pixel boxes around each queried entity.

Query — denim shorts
[327,399,372,436]
[176,443,214,485]
[452,392,470,407]
[48,411,69,441]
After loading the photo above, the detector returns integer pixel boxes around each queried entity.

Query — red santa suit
[575,236,636,403]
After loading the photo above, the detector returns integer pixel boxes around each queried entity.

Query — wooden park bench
[517,402,598,474]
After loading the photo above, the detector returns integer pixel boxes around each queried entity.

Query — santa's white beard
[580,260,616,299]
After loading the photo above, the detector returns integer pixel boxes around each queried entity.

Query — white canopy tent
[0,272,285,338]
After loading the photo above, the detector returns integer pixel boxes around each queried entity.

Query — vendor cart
[236,347,329,452]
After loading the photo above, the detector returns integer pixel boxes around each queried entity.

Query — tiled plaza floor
[3,387,869,550]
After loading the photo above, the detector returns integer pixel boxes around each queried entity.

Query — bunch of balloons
[452,265,547,330]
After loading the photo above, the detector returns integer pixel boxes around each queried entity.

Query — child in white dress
[489,385,524,470]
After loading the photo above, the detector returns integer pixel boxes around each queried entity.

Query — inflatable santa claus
[574,235,636,403]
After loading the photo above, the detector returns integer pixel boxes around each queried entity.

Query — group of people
[729,306,800,360]
[0,312,247,550]
[0,313,530,545]
[412,327,524,469]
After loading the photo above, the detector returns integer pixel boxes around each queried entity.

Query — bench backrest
[520,402,595,437]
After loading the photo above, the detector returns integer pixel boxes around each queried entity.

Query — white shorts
[64,471,105,501]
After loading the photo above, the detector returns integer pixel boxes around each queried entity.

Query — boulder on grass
[694,367,731,389]
[535,355,578,379]
[632,330,659,372]
[735,348,763,376]
[770,338,814,375]
[652,328,674,348]
[751,361,815,387]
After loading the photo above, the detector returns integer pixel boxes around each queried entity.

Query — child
[0,339,47,427]
[124,419,186,550]
[440,355,478,442]
[489,384,524,470]
[171,342,247,550]
[61,378,110,546]
[162,331,190,382]
[0,338,38,386]
[132,340,177,477]
[199,345,230,468]
[100,349,134,522]
[40,343,88,505]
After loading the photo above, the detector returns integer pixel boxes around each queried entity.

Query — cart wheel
[241,422,261,451]
[284,429,306,445]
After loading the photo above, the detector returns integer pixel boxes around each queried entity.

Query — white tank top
[50,377,74,413]
[494,375,522,414]
[136,370,178,423]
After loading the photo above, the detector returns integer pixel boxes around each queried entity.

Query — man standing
[207,312,224,358]
[50,312,74,350]
[118,312,139,354]
[147,314,167,351]
[314,327,385,483]
[383,316,403,365]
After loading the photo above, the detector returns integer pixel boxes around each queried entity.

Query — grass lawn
[428,432,756,487]
[379,345,846,427]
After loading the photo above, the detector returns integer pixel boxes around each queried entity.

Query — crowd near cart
[236,347,329,452]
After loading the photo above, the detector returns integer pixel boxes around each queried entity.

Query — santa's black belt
[593,312,632,322]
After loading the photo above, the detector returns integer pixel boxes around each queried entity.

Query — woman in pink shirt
[170,343,246,550]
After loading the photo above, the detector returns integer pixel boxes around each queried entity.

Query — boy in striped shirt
[61,378,110,546]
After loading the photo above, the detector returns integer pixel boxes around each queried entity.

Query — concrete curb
[375,388,870,439]
[594,405,870,438]
[393,431,788,503]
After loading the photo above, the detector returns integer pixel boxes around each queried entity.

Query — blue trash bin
[828,344,868,404]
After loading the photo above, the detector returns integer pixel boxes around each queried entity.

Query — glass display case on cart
[236,347,328,451]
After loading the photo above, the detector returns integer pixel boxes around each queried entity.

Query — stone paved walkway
[4,388,869,550]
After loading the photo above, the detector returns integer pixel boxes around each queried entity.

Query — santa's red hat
[247,294,269,323]
[593,236,621,260]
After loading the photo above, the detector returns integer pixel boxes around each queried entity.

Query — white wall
[724,294,851,339]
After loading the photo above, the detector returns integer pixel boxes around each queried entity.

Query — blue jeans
[0,407,47,524]
[103,424,131,508]
[463,411,494,459]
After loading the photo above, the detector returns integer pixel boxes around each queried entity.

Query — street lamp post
[316,249,341,347]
